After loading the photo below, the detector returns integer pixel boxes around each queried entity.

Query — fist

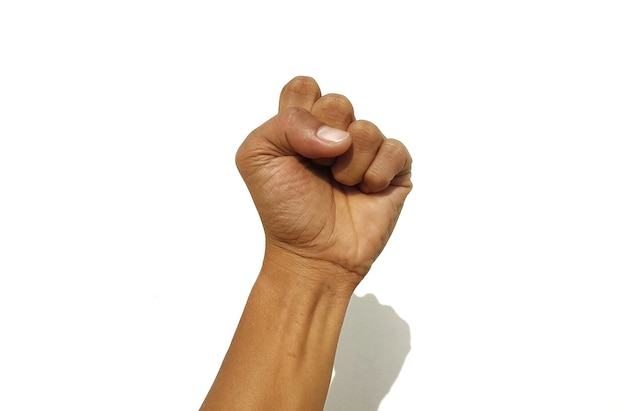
[236,76,412,281]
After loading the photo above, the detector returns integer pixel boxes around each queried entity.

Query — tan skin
[200,76,412,411]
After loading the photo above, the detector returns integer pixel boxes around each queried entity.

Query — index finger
[278,76,322,112]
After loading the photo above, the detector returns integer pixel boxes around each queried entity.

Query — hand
[236,76,412,283]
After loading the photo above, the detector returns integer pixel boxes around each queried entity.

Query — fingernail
[317,125,350,143]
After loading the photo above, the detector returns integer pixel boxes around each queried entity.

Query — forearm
[200,249,357,411]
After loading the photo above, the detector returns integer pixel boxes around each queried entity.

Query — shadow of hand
[324,293,411,411]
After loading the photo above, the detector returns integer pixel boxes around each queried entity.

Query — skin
[200,76,412,411]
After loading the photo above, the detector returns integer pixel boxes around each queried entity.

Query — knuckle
[363,169,390,192]
[282,76,320,97]
[311,93,355,129]
[319,93,353,112]
[332,169,362,187]
[348,120,384,146]
[384,138,407,157]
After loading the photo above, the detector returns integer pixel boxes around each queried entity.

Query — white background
[1,1,625,410]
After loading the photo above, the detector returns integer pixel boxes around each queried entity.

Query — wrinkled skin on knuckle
[312,93,355,127]
[281,76,321,100]
[362,169,390,193]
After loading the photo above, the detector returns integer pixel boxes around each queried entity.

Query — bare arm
[200,76,412,411]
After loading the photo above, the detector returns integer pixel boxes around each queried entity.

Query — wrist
[204,242,358,411]
[261,243,361,300]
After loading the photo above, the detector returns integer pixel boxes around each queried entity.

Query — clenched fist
[236,76,412,283]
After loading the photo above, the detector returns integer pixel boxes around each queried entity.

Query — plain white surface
[1,1,625,410]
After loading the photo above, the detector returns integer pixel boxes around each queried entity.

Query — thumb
[236,107,352,167]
